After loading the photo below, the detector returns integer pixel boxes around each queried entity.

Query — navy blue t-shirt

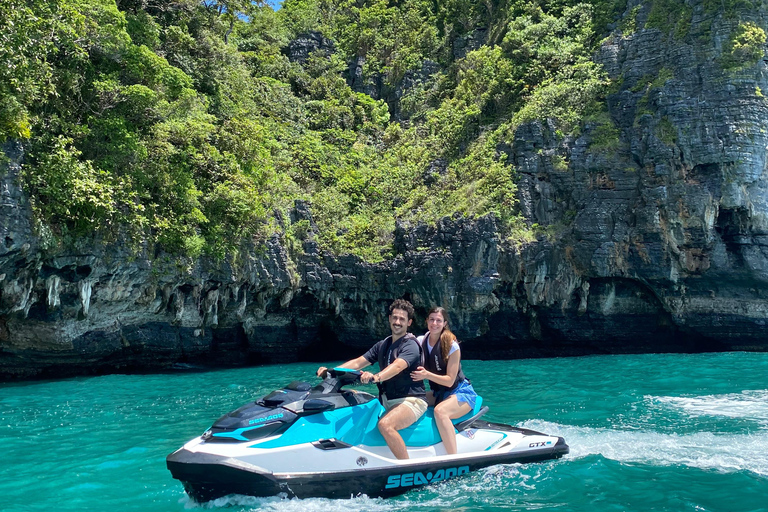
[363,335,426,401]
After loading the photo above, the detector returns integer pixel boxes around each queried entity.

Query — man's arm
[317,356,371,378]
[373,337,419,384]
[365,358,408,384]
[339,356,372,370]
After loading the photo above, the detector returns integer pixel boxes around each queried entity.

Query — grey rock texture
[452,28,488,61]
[2,4,768,379]
[285,32,334,64]
[510,5,768,354]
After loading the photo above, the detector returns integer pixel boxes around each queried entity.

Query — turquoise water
[2,352,767,511]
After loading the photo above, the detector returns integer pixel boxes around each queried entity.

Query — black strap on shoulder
[415,334,425,367]
[376,336,393,399]
[377,336,393,372]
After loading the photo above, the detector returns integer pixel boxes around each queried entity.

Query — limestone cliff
[2,2,768,379]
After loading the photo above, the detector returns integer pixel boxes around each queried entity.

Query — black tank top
[422,334,466,393]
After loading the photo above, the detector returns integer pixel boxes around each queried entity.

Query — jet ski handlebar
[318,368,363,393]
[327,368,362,382]
[327,368,361,378]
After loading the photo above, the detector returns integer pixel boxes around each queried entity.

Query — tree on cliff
[1,0,696,262]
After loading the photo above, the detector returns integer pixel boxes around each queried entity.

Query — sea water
[2,352,767,512]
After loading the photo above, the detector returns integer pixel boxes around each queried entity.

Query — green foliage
[650,68,675,89]
[6,0,624,262]
[646,0,692,39]
[126,10,162,50]
[503,4,610,132]
[619,5,641,36]
[590,0,629,37]
[656,116,677,145]
[0,97,31,140]
[298,52,390,133]
[702,0,760,19]
[631,68,674,97]
[330,0,440,83]
[512,60,609,131]
[25,135,126,237]
[13,0,282,259]
[721,22,767,70]
[279,0,322,36]
[0,0,81,141]
[586,110,622,153]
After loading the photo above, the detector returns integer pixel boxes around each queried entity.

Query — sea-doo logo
[248,412,284,425]
[529,441,553,448]
[385,466,470,489]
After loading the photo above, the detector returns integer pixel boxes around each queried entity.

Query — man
[317,299,426,459]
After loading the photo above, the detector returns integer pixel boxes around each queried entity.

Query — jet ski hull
[167,427,569,501]
[166,372,569,501]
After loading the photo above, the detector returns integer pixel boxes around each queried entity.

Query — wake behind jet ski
[166,369,569,501]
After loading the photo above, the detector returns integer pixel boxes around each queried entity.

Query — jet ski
[166,368,569,501]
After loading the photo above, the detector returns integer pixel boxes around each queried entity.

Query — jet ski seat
[352,395,486,447]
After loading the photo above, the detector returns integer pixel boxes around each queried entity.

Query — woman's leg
[433,395,471,455]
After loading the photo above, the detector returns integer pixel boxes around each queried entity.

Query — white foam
[180,485,494,511]
[520,419,768,477]
[181,493,398,511]
[648,390,768,425]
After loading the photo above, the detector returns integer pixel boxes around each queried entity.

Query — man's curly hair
[389,299,415,320]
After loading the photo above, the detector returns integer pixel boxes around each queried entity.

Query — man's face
[389,308,412,337]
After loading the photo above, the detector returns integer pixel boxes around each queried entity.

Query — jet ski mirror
[302,399,335,413]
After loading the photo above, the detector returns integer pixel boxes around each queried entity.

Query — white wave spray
[649,389,768,426]
[523,387,768,479]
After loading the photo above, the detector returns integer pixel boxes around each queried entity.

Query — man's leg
[378,403,418,459]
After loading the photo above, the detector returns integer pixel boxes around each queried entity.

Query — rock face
[3,4,768,379]
[509,4,768,355]
[285,31,335,64]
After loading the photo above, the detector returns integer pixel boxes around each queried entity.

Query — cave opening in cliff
[296,320,359,362]
[715,206,750,265]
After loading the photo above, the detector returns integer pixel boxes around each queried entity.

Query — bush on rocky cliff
[721,22,767,70]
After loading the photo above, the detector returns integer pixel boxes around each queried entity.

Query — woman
[411,307,477,455]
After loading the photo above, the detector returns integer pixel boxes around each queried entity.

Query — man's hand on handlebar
[317,366,372,384]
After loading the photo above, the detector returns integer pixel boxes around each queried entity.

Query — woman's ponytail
[440,328,456,361]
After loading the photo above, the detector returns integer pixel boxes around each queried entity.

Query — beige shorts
[381,395,428,419]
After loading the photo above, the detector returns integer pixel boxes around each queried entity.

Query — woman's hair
[427,307,456,361]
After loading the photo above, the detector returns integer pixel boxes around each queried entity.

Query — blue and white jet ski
[166,368,569,501]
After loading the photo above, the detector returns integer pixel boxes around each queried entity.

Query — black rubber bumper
[167,449,282,502]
